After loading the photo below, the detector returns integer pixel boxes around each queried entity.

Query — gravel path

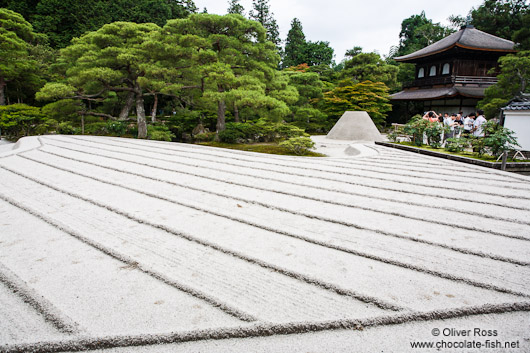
[1,135,528,352]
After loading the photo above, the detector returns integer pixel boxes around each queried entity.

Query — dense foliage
[282,18,334,69]
[479,50,530,117]
[1,0,528,146]
[0,9,43,106]
[0,0,197,48]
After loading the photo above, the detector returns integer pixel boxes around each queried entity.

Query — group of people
[423,109,487,139]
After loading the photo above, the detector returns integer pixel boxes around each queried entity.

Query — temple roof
[394,26,515,62]
[390,86,486,100]
[502,94,530,111]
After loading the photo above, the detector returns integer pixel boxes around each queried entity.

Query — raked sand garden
[0,135,529,352]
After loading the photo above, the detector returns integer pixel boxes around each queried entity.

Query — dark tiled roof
[390,86,485,100]
[502,94,530,111]
[395,26,515,62]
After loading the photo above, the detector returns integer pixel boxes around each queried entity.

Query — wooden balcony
[403,76,498,89]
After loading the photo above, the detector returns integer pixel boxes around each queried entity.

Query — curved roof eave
[394,27,515,63]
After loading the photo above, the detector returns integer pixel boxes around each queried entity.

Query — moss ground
[198,142,325,157]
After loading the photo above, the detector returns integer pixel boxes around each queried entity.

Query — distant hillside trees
[227,0,245,15]
[396,11,455,57]
[0,0,198,48]
[282,18,334,69]
[0,8,42,106]
[249,0,280,49]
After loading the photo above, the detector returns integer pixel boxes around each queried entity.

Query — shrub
[445,137,468,152]
[147,125,176,141]
[403,115,427,146]
[84,122,109,135]
[481,120,520,157]
[57,121,75,134]
[0,104,45,139]
[468,136,486,156]
[279,136,315,155]
[194,132,215,142]
[35,119,59,135]
[484,128,520,157]
[106,121,127,136]
[217,120,308,143]
[253,119,307,142]
[387,130,399,143]
[424,122,444,148]
[218,129,245,143]
[224,122,260,141]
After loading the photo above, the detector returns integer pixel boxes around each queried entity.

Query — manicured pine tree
[37,22,161,138]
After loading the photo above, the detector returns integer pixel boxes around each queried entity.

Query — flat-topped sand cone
[326,111,383,142]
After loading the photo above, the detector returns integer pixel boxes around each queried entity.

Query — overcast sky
[193,0,484,62]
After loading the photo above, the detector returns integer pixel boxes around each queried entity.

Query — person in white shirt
[444,113,457,139]
[473,109,487,137]
[463,112,475,137]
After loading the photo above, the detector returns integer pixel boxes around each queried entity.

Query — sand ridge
[0,135,529,352]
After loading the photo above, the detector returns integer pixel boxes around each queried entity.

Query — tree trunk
[151,94,158,123]
[81,114,85,134]
[0,76,6,106]
[135,84,147,139]
[216,99,226,133]
[234,103,240,123]
[119,91,135,120]
[216,85,226,133]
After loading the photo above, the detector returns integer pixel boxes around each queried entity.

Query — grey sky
[193,0,484,62]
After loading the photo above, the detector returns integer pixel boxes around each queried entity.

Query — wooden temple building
[391,25,516,115]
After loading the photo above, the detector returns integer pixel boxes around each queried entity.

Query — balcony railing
[403,76,498,88]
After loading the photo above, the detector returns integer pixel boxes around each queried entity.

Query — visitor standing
[463,112,475,137]
[423,111,439,122]
[473,109,487,137]
[444,113,457,139]
[454,114,463,137]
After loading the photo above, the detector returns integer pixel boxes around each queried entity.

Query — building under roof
[391,25,516,115]
[502,94,530,151]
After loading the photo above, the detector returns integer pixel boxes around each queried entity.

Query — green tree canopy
[302,41,334,67]
[322,80,391,128]
[470,0,529,40]
[0,0,198,48]
[227,0,245,15]
[37,21,161,138]
[283,18,306,68]
[249,0,280,48]
[396,11,455,56]
[282,18,334,69]
[513,12,530,49]
[159,14,290,132]
[340,51,398,90]
[479,50,530,117]
[0,8,40,105]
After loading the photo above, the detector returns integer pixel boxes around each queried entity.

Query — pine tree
[283,18,306,68]
[249,0,281,48]
[227,0,244,15]
[0,9,39,106]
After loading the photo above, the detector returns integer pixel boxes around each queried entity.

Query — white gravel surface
[0,135,529,352]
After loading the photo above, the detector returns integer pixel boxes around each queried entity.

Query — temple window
[418,67,425,78]
[442,63,450,75]
[429,65,437,76]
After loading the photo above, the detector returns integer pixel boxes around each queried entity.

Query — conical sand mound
[326,111,383,141]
